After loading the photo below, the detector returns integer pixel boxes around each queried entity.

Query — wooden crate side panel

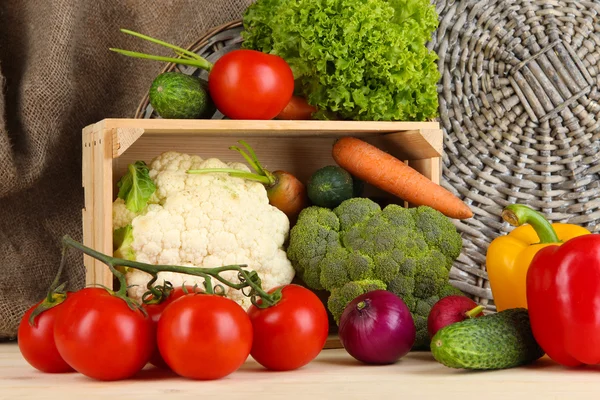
[115,134,342,185]
[102,118,441,134]
[82,125,95,284]
[87,126,115,288]
[408,158,441,185]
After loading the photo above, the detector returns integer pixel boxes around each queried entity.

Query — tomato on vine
[157,294,253,380]
[143,284,198,369]
[18,296,73,373]
[248,284,329,371]
[53,287,155,381]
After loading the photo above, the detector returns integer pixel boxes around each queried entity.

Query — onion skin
[427,295,484,339]
[338,290,416,365]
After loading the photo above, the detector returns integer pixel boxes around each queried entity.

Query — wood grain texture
[0,342,594,400]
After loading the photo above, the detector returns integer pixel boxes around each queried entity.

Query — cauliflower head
[113,151,295,310]
[286,197,464,349]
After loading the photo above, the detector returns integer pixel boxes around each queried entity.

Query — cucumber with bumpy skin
[149,72,215,119]
[430,308,544,370]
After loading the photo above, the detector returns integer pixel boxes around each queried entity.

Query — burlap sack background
[0,0,253,340]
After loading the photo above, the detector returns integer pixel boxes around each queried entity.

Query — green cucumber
[149,72,215,119]
[307,165,356,208]
[430,308,544,370]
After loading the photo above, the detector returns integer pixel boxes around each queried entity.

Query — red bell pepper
[527,234,600,366]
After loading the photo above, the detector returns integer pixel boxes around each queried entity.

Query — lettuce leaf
[117,161,156,213]
[242,0,440,121]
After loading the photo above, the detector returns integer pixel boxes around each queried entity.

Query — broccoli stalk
[286,198,464,349]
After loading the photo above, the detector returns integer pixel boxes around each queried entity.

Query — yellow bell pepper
[486,204,590,312]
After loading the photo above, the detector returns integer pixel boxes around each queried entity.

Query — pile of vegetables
[110,0,441,122]
[18,236,329,381]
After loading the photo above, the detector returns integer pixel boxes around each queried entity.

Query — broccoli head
[286,197,464,349]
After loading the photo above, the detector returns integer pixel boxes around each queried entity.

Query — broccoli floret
[287,206,343,290]
[327,279,387,324]
[412,206,463,261]
[288,197,464,348]
[333,197,381,231]
[319,248,351,291]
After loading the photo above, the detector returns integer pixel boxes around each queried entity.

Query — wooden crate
[82,118,443,348]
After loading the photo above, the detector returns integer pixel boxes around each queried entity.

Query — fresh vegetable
[149,72,214,119]
[53,287,155,381]
[431,308,544,370]
[116,160,156,213]
[527,233,600,366]
[187,141,308,222]
[338,290,415,364]
[111,30,294,120]
[112,151,295,309]
[332,137,473,220]
[60,235,317,376]
[157,294,253,380]
[276,96,317,120]
[142,284,198,369]
[286,197,464,348]
[242,0,440,121]
[248,284,329,371]
[17,253,73,373]
[427,295,484,339]
[307,165,356,208]
[487,204,589,312]
[18,298,73,373]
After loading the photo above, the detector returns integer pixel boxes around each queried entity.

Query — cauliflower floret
[114,151,295,309]
[113,198,139,230]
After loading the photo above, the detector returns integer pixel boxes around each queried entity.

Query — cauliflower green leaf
[117,161,157,213]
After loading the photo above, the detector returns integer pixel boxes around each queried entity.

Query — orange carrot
[332,136,473,220]
[276,96,318,120]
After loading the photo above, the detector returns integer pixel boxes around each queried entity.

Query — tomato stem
[61,235,281,308]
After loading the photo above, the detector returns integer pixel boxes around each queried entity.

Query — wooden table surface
[2,341,599,400]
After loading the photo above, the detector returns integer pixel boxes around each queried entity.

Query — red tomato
[248,284,329,371]
[17,298,73,373]
[157,294,253,380]
[208,49,294,120]
[53,288,155,381]
[143,286,195,369]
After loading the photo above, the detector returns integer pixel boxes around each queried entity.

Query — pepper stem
[465,305,485,318]
[502,204,560,244]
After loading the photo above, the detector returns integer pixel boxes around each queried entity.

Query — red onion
[338,290,415,364]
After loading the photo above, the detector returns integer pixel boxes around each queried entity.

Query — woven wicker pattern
[431,0,600,310]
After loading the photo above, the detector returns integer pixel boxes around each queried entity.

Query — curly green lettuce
[242,0,440,121]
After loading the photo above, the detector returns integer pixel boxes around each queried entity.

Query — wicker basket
[134,2,600,312]
[429,0,600,311]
